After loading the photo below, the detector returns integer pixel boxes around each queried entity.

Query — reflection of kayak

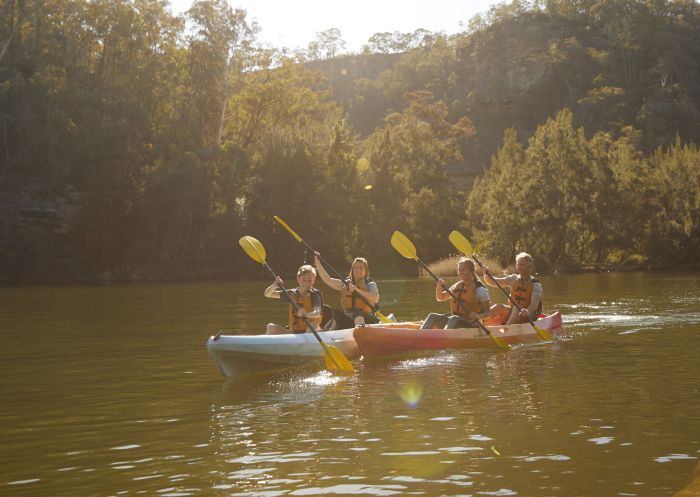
[353,313,564,358]
[207,329,359,377]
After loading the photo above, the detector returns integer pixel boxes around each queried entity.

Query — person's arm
[475,286,492,319]
[264,277,283,299]
[297,292,322,332]
[313,253,345,291]
[434,279,450,302]
[306,292,322,319]
[350,280,379,306]
[483,269,512,288]
[525,282,542,319]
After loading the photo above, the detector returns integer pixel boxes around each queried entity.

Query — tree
[186,0,256,147]
[645,136,700,264]
[307,28,347,60]
[363,90,475,262]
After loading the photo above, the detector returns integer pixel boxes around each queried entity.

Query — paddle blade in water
[492,334,511,351]
[323,344,355,374]
[391,231,418,260]
[533,324,554,341]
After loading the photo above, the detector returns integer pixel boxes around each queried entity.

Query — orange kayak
[353,312,564,358]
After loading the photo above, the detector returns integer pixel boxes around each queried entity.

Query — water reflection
[1,273,699,496]
[207,346,586,495]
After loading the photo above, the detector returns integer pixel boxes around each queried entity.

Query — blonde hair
[349,257,369,282]
[297,265,317,277]
[515,252,533,264]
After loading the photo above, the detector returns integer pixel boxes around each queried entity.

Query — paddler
[263,264,324,335]
[420,257,491,329]
[484,252,543,325]
[314,253,380,328]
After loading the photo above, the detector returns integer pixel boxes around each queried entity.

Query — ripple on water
[7,479,41,486]
[654,453,696,463]
[228,452,318,464]
[284,483,407,495]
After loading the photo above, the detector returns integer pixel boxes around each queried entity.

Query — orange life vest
[510,276,542,314]
[340,278,374,314]
[288,288,323,333]
[450,281,484,317]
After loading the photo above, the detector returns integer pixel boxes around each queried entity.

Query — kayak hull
[353,312,564,358]
[207,328,359,377]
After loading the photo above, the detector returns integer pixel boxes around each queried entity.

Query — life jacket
[450,280,485,318]
[288,287,323,333]
[340,277,375,315]
[510,276,543,315]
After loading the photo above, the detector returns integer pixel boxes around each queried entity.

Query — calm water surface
[1,272,699,496]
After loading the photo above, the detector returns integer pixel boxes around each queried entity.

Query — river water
[1,272,698,496]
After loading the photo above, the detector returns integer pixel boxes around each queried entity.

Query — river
[1,272,698,496]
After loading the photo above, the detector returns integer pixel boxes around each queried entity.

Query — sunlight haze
[169,0,498,52]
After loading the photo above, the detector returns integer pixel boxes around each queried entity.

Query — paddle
[448,230,554,341]
[239,235,355,374]
[390,231,510,351]
[274,215,393,324]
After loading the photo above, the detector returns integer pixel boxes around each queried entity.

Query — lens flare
[398,382,423,408]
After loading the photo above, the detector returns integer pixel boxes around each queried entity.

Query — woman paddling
[263,264,323,335]
[314,253,380,328]
[420,257,491,329]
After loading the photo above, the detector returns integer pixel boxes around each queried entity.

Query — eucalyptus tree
[142,0,258,274]
[362,29,434,54]
[219,53,364,271]
[0,0,187,272]
[363,90,475,263]
[185,0,257,147]
[469,109,619,269]
[467,127,527,264]
[306,28,347,60]
[645,137,700,264]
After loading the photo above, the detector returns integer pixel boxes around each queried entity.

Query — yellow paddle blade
[491,334,511,351]
[476,319,510,350]
[239,236,266,264]
[323,344,355,374]
[376,311,393,324]
[273,216,303,243]
[448,230,475,256]
[533,324,554,341]
[391,231,418,260]
[247,236,267,259]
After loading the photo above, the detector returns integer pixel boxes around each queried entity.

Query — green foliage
[469,109,700,269]
[644,137,700,264]
[2,0,700,283]
[362,90,474,263]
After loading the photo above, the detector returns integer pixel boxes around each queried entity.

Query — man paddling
[484,252,543,325]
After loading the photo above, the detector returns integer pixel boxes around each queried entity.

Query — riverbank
[421,255,678,278]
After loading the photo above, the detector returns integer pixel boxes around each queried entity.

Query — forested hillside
[1,0,699,283]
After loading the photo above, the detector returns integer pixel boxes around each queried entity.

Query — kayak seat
[322,304,335,330]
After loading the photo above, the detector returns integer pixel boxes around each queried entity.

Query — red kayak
[353,312,564,358]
